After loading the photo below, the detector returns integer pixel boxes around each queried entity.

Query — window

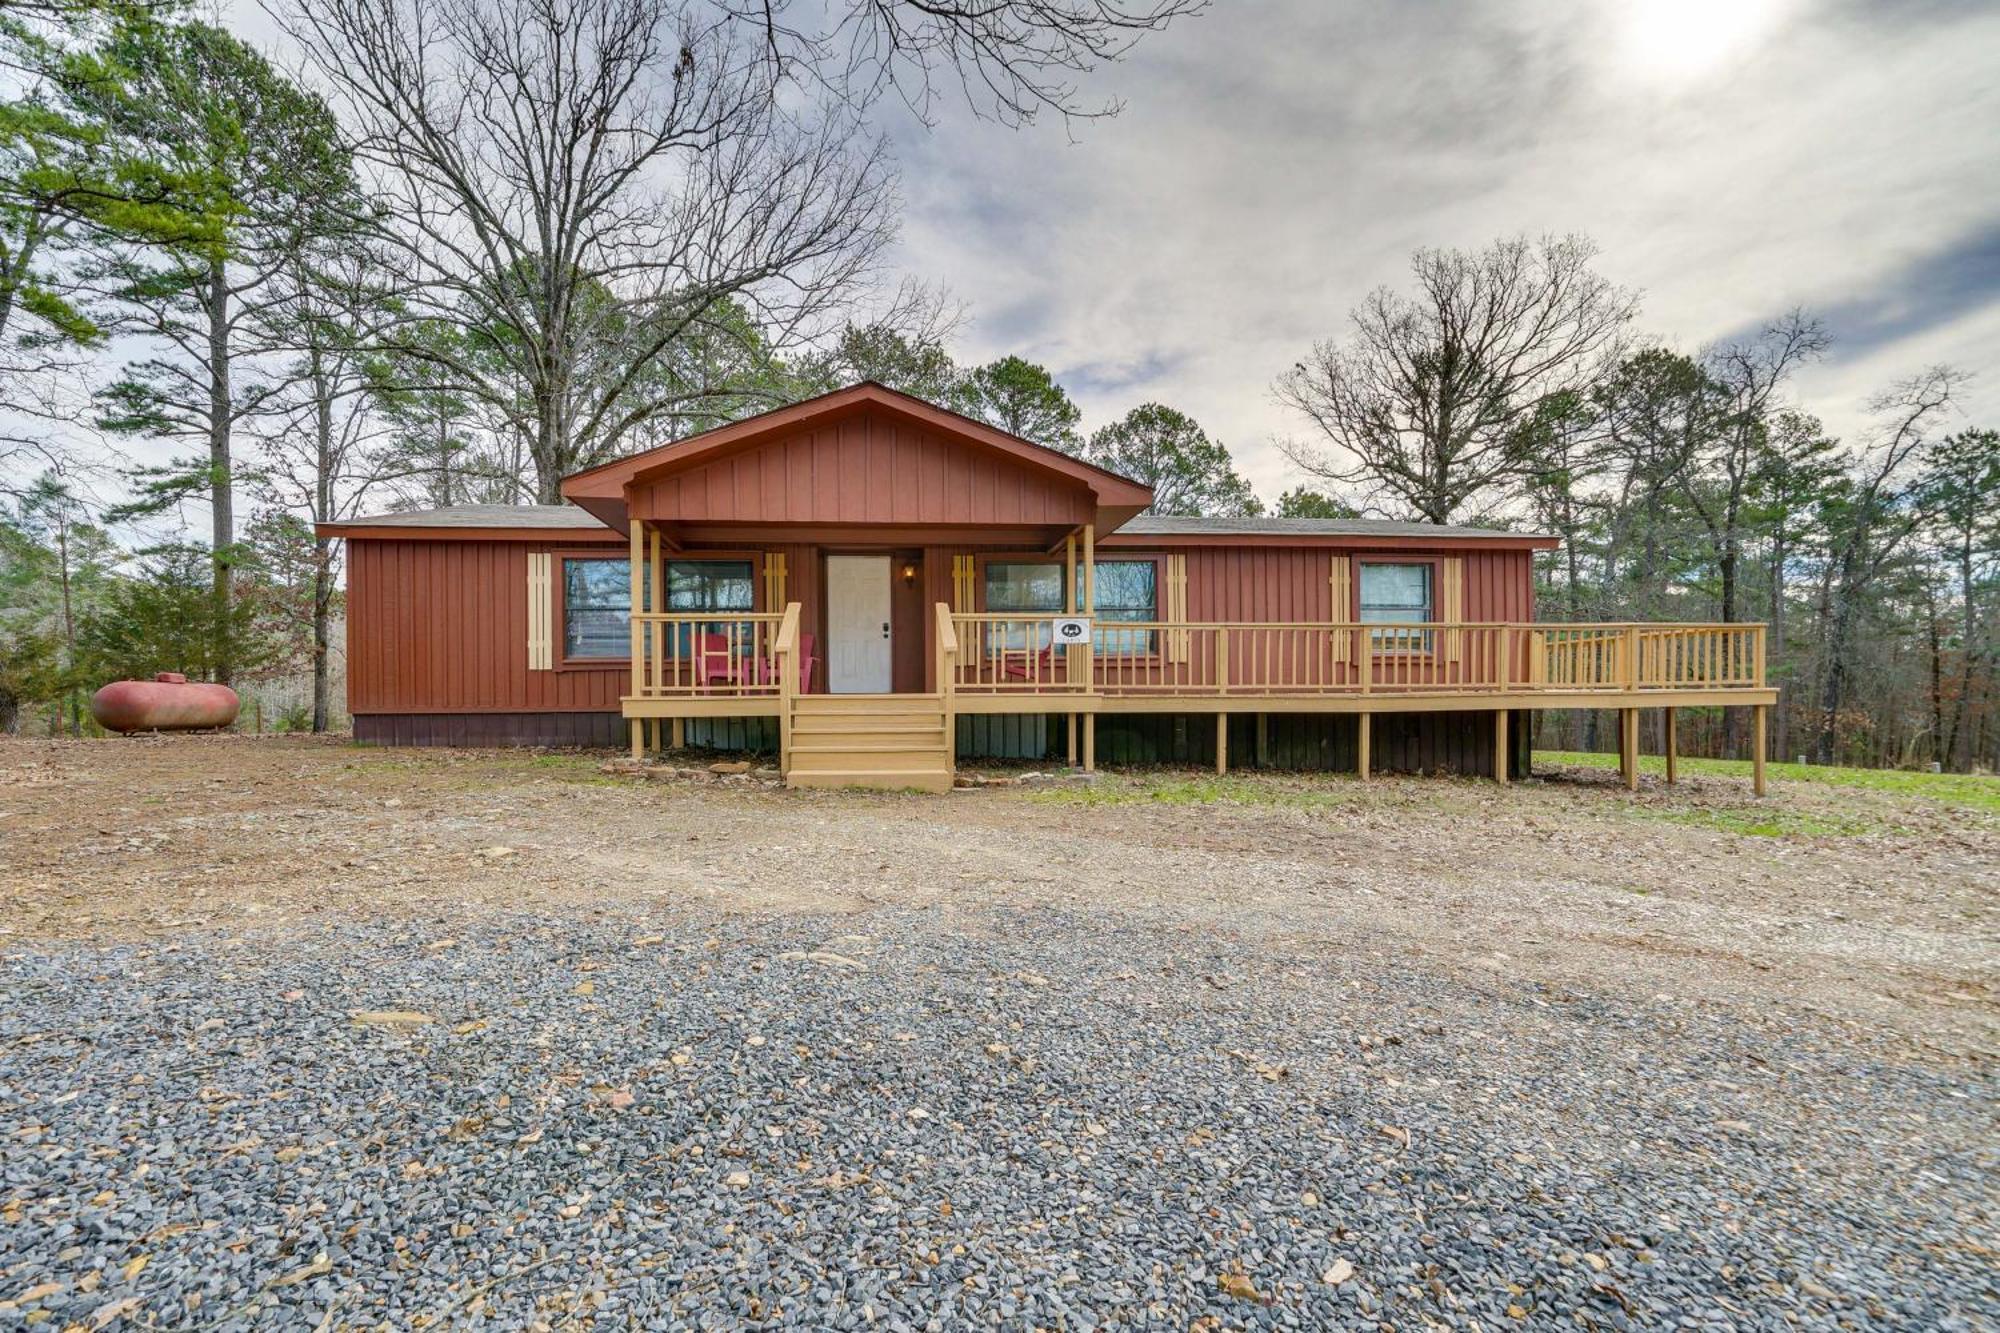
[561,557,754,660]
[563,557,638,659]
[983,561,1064,650]
[666,559,756,655]
[1081,559,1157,655]
[667,560,755,614]
[1358,561,1433,651]
[978,559,1159,655]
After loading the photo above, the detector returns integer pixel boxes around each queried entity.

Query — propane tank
[90,672,241,733]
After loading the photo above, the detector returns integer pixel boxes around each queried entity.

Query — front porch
[620,599,1777,794]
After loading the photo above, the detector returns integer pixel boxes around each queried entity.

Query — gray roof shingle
[1117,515,1544,540]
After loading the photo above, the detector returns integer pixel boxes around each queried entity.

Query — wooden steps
[785,694,954,793]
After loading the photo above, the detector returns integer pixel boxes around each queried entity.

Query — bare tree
[1684,310,1828,626]
[279,0,899,502]
[247,241,403,731]
[1812,367,1962,764]
[722,0,1208,129]
[1277,235,1638,525]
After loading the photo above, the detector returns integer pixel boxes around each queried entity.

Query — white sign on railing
[1052,617,1092,645]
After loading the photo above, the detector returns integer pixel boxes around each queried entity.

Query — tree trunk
[312,540,333,733]
[1768,535,1790,761]
[207,257,236,686]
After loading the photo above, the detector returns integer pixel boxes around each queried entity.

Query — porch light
[900,562,917,586]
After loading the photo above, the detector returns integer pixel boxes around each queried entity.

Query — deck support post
[1255,713,1268,768]
[670,717,684,750]
[1066,713,1077,767]
[630,718,643,760]
[1664,707,1678,785]
[1752,704,1768,797]
[1621,707,1639,790]
[1082,713,1096,772]
[1494,709,1508,784]
[1357,712,1371,781]
[1215,713,1228,775]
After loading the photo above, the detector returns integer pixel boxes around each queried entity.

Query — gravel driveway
[3,903,1992,1330]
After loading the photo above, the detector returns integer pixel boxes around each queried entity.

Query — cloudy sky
[66,0,2000,512]
[879,0,2000,498]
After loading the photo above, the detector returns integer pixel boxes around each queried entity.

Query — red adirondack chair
[693,632,753,689]
[755,633,817,693]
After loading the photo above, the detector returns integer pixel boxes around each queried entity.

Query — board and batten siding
[341,534,1541,735]
[628,407,1095,527]
[346,537,626,715]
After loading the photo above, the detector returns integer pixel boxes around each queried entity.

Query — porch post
[1083,712,1096,772]
[671,717,684,749]
[1215,713,1228,775]
[1067,714,1077,766]
[1357,711,1371,780]
[1621,707,1639,790]
[630,719,642,760]
[1753,705,1768,797]
[628,518,644,694]
[1664,707,1678,785]
[1494,709,1508,784]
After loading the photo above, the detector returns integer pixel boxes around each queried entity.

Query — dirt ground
[2,734,1993,1059]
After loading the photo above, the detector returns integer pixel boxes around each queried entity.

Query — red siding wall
[342,535,1540,718]
[630,408,1094,527]
[346,537,627,715]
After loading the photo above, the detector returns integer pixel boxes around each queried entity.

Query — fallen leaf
[573,980,595,997]
[350,1010,433,1027]
[1378,1124,1411,1150]
[266,1253,331,1289]
[452,1019,487,1035]
[632,935,664,947]
[515,1127,544,1146]
[1323,1258,1354,1286]
[725,1171,751,1187]
[11,1282,61,1305]
[1217,1273,1262,1302]
[121,1255,148,1282]
[88,1296,141,1329]
[423,938,456,952]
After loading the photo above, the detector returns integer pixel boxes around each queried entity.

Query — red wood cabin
[321,383,1776,793]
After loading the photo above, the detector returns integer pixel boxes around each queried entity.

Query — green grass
[1536,749,2000,815]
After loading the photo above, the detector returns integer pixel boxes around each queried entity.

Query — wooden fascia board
[315,524,622,544]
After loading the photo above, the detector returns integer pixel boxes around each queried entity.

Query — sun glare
[1618,0,1792,83]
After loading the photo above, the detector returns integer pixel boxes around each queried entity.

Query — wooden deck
[620,604,1776,793]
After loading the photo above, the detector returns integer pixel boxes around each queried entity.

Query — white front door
[825,555,893,693]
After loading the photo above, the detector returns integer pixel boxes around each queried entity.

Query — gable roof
[559,381,1155,532]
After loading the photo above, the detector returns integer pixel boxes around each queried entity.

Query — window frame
[971,552,1165,658]
[552,548,763,670]
[1352,555,1441,654]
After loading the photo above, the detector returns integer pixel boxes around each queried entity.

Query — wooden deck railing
[945,617,1765,697]
[629,610,788,698]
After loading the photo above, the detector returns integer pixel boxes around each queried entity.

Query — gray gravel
[2,906,1992,1330]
